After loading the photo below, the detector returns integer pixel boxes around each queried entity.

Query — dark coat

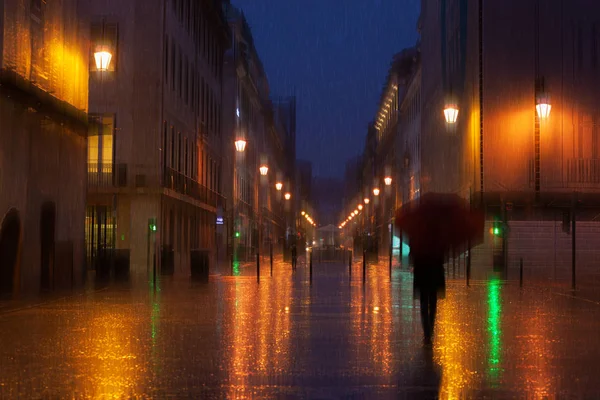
[410,236,446,298]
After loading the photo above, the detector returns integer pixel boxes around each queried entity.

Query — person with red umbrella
[396,192,484,346]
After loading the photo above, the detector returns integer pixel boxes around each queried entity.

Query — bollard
[153,253,157,291]
[466,247,471,287]
[270,243,273,277]
[519,257,523,288]
[349,251,352,277]
[362,250,366,284]
[256,252,260,283]
[309,251,313,284]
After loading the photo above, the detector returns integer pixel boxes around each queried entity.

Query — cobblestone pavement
[1,258,600,399]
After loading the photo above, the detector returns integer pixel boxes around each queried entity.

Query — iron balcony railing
[87,163,127,188]
[163,167,224,208]
[567,159,600,185]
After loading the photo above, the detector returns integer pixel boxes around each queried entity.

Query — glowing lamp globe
[259,165,269,176]
[443,104,459,124]
[536,93,551,119]
[384,176,392,186]
[275,182,283,191]
[373,188,380,196]
[364,198,370,204]
[235,139,247,152]
[358,204,363,210]
[94,47,112,71]
[284,192,291,200]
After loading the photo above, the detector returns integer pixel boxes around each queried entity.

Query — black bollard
[362,250,366,284]
[349,250,352,277]
[466,245,471,287]
[153,253,157,291]
[256,252,260,283]
[309,251,313,284]
[519,257,523,288]
[270,243,273,277]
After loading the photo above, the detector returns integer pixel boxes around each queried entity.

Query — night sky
[231,0,420,178]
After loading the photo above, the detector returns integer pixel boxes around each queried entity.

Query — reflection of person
[410,233,446,346]
[291,245,297,270]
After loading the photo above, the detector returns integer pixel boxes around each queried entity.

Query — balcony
[163,167,224,208]
[567,159,600,186]
[87,163,127,189]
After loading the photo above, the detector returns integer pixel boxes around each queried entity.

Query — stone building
[0,0,89,294]
[79,0,230,281]
[419,0,600,281]
[222,5,294,263]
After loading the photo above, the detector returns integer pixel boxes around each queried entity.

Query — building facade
[419,0,600,279]
[222,5,294,262]
[0,0,89,294]
[80,0,230,280]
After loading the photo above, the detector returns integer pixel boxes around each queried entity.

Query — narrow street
[1,259,598,398]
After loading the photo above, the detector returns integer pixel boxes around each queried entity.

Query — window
[163,121,168,169]
[184,138,189,176]
[178,46,182,97]
[87,114,115,173]
[170,126,175,168]
[90,21,118,72]
[184,57,189,105]
[178,132,182,172]
[171,38,176,88]
[164,35,169,81]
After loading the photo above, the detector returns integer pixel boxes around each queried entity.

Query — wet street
[1,259,600,399]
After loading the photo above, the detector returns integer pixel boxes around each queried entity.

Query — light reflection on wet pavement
[1,259,600,398]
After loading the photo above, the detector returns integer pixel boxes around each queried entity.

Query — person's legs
[419,289,432,341]
[428,290,438,338]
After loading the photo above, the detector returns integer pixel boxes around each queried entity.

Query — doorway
[0,208,22,294]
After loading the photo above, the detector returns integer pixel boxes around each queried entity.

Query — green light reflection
[487,278,503,382]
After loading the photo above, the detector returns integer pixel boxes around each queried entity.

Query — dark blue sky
[231,0,420,178]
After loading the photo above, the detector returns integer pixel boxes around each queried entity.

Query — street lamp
[284,192,291,200]
[373,187,380,196]
[259,165,269,176]
[443,103,459,124]
[301,211,305,216]
[384,176,392,186]
[94,46,112,71]
[358,204,363,210]
[354,209,359,214]
[235,139,247,152]
[275,182,283,191]
[536,92,551,119]
[364,198,370,204]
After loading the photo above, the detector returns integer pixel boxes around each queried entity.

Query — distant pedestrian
[291,245,297,270]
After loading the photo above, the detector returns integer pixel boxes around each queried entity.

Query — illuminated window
[87,114,115,173]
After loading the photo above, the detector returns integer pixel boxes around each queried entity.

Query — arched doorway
[0,208,22,294]
[40,201,56,291]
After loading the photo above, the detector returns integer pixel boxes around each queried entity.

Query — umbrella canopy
[395,192,484,256]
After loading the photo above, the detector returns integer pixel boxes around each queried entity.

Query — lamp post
[233,138,247,269]
[385,176,393,275]
[534,77,551,201]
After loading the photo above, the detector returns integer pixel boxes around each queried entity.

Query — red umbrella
[395,192,484,255]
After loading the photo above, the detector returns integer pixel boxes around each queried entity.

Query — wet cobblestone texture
[1,258,600,399]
